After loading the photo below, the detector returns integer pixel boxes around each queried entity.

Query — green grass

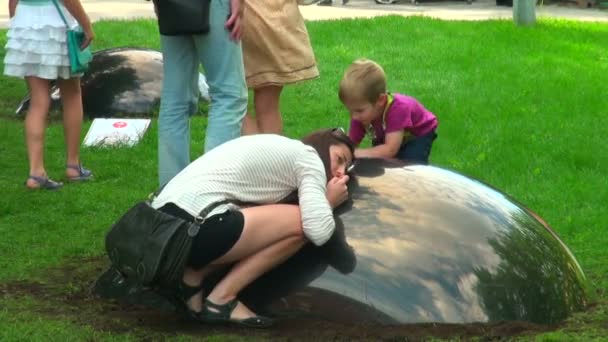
[0,297,136,341]
[1,16,607,340]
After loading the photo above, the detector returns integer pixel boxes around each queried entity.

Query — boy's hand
[354,131,404,159]
[326,175,350,209]
[354,148,365,159]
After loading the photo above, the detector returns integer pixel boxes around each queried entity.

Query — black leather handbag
[153,0,212,36]
[105,201,202,289]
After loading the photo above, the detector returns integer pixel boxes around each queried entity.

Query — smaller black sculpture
[15,47,209,120]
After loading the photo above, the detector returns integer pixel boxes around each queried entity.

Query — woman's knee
[254,86,282,108]
[159,99,195,126]
[57,78,81,95]
[28,94,51,113]
[291,219,305,238]
[292,230,306,244]
[209,88,247,120]
[26,80,51,109]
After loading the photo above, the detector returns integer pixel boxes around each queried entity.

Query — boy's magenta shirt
[348,93,438,145]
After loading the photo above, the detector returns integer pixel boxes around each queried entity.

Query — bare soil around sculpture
[0,257,562,341]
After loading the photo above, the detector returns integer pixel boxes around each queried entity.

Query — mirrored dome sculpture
[94,159,588,325]
[15,47,209,120]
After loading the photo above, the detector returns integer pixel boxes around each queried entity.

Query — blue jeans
[158,0,247,186]
[395,130,438,165]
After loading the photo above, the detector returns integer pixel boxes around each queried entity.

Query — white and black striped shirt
[152,134,335,246]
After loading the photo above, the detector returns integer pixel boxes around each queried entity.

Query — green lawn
[1,16,607,341]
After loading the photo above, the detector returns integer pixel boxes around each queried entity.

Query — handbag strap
[150,184,248,224]
[50,0,70,28]
[193,199,248,224]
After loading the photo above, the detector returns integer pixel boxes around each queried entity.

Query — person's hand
[326,175,350,209]
[81,26,95,49]
[225,0,243,41]
[9,0,17,18]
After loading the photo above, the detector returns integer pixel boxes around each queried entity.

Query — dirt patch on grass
[1,257,560,341]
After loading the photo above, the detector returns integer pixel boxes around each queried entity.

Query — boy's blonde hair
[339,59,387,104]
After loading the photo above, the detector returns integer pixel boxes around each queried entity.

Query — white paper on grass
[198,73,210,102]
[83,118,151,147]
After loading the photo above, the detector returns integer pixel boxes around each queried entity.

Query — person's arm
[225,0,244,41]
[9,0,17,18]
[294,148,336,246]
[62,0,94,48]
[355,130,404,159]
[348,119,365,147]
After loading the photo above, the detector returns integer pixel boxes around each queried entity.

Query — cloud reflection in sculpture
[251,159,588,324]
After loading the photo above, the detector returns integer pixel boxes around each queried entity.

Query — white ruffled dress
[4,0,79,80]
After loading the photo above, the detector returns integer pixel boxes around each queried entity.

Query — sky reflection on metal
[94,159,588,325]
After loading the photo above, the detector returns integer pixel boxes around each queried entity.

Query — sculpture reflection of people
[151,128,354,327]
[4,0,95,189]
[152,0,248,187]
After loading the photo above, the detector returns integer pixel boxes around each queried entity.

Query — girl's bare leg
[57,77,84,178]
[253,85,283,134]
[24,77,51,188]
[182,263,226,312]
[240,111,259,135]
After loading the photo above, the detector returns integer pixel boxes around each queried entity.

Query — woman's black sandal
[171,282,206,323]
[203,298,274,328]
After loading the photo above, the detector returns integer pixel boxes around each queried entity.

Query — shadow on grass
[0,257,575,340]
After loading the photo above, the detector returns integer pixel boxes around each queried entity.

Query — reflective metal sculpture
[94,159,588,325]
[15,47,209,120]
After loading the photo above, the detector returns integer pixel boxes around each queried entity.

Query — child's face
[343,95,386,126]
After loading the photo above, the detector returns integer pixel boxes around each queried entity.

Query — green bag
[51,0,93,75]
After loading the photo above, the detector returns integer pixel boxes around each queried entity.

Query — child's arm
[9,0,17,18]
[62,0,94,48]
[355,131,404,159]
[347,120,365,147]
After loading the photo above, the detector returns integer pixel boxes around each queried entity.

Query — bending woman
[151,128,354,328]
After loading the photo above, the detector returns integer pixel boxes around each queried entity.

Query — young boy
[339,59,438,164]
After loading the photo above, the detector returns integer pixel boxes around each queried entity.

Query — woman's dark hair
[301,128,355,181]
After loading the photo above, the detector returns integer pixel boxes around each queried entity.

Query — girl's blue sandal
[203,298,274,328]
[26,175,63,190]
[66,164,93,181]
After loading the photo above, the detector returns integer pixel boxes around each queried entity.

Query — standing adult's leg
[240,110,259,135]
[24,77,52,188]
[158,35,199,187]
[57,77,90,179]
[196,0,248,153]
[253,85,283,134]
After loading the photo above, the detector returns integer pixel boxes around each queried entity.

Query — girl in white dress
[4,0,95,190]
